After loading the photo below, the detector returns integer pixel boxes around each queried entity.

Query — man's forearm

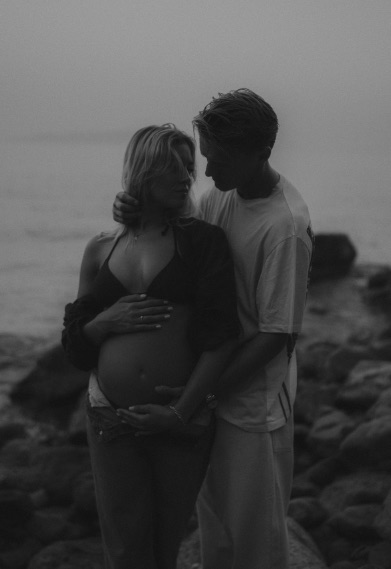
[217,332,288,394]
[175,340,237,423]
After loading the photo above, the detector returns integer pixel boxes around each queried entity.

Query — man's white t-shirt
[198,176,313,432]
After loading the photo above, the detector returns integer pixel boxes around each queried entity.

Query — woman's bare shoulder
[83,231,117,264]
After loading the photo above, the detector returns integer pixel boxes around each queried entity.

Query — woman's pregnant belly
[97,304,197,408]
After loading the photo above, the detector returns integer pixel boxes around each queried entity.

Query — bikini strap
[105,235,122,263]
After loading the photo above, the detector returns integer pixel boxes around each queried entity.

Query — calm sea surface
[1,138,390,339]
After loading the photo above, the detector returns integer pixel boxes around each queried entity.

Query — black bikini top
[91,227,196,307]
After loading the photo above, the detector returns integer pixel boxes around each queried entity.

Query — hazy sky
[2,0,390,153]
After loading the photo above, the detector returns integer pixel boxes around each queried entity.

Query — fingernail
[128,406,135,411]
[155,325,162,329]
[164,315,170,319]
[140,294,147,299]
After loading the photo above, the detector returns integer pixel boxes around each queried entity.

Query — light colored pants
[197,415,293,569]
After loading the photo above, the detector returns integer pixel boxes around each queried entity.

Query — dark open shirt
[62,218,240,370]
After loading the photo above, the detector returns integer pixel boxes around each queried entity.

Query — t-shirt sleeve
[256,236,311,334]
[61,294,102,371]
[187,224,240,353]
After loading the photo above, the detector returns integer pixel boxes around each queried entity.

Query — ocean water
[1,137,390,339]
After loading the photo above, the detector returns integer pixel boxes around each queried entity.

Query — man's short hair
[193,88,279,153]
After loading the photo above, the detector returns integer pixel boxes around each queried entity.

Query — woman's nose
[182,169,192,184]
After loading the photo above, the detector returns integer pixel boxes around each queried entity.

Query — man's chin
[214,181,233,192]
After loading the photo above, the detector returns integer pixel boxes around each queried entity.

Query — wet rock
[367,541,391,569]
[11,344,89,412]
[0,538,42,569]
[327,504,382,539]
[36,445,91,504]
[373,489,391,542]
[326,346,375,383]
[308,523,343,564]
[27,507,90,544]
[367,386,391,419]
[27,538,104,569]
[291,476,320,499]
[319,471,391,515]
[328,561,356,569]
[0,489,34,533]
[0,422,28,449]
[326,537,357,566]
[0,438,44,468]
[345,360,391,392]
[340,417,391,466]
[288,497,328,529]
[370,338,391,361]
[294,378,338,425]
[366,266,391,289]
[307,409,357,458]
[293,448,314,474]
[177,529,202,569]
[297,341,339,381]
[287,517,328,569]
[311,233,357,280]
[305,455,345,487]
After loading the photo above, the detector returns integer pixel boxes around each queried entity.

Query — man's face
[199,136,259,192]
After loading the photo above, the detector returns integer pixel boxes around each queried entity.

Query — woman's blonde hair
[121,123,196,222]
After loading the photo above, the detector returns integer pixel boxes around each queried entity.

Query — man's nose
[205,163,213,178]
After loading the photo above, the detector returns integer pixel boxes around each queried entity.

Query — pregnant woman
[62,124,239,569]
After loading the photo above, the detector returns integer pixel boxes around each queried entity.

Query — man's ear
[259,146,272,161]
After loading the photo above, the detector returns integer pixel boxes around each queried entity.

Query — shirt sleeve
[185,223,240,353]
[256,236,311,334]
[61,294,102,371]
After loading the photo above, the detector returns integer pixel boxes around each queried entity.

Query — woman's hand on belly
[116,403,182,433]
[86,294,173,342]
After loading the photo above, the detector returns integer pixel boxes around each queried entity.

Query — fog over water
[1,1,390,337]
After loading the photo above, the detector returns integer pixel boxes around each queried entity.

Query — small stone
[373,489,391,541]
[320,471,391,515]
[308,410,357,458]
[368,541,391,569]
[306,455,344,487]
[329,562,356,569]
[326,346,375,383]
[0,422,27,449]
[340,417,391,465]
[328,504,381,539]
[288,497,328,529]
[27,538,104,569]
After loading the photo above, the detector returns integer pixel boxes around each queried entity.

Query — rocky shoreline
[1,235,391,569]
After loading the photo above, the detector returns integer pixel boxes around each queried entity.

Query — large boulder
[339,417,391,467]
[10,344,89,422]
[27,538,104,569]
[311,233,357,280]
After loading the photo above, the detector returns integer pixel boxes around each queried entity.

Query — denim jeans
[86,401,214,569]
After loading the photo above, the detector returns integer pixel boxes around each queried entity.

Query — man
[113,88,314,569]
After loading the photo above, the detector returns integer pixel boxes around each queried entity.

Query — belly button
[140,369,147,381]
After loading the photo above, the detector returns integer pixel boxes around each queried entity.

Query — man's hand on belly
[116,403,183,434]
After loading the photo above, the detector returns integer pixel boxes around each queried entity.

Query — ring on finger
[139,315,144,321]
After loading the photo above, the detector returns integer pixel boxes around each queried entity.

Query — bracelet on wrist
[205,393,217,409]
[168,405,186,427]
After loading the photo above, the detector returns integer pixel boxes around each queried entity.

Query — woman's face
[147,143,195,212]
